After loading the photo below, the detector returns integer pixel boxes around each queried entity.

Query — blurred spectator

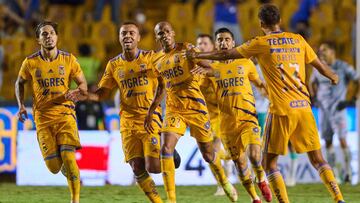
[77,43,101,85]
[48,0,84,5]
[75,84,106,130]
[213,0,242,44]
[0,45,3,92]
[290,0,318,32]
[94,0,121,25]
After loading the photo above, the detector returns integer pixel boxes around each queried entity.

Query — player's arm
[15,76,28,122]
[310,58,338,85]
[191,60,215,76]
[186,48,243,61]
[144,76,166,134]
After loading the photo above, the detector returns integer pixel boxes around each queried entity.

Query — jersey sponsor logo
[126,90,147,97]
[48,69,54,73]
[289,100,309,108]
[42,89,50,96]
[35,69,42,78]
[160,66,184,79]
[120,75,149,88]
[220,90,241,97]
[216,77,244,88]
[37,77,65,87]
[266,37,299,46]
[58,66,65,75]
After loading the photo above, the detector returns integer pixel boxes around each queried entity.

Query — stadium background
[0,0,359,201]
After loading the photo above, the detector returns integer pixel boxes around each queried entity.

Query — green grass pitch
[0,183,359,202]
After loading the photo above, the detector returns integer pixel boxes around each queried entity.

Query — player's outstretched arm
[310,58,338,85]
[185,48,243,61]
[191,61,215,76]
[15,76,28,122]
[144,76,166,134]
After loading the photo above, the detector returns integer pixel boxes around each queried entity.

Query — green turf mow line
[0,183,359,203]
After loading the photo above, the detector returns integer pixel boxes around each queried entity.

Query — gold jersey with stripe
[211,59,259,124]
[236,31,317,115]
[153,43,208,114]
[199,76,219,119]
[18,50,83,126]
[98,50,163,128]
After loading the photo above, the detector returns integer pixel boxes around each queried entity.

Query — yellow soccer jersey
[153,43,207,113]
[199,76,219,119]
[98,50,163,122]
[211,59,259,123]
[236,31,317,115]
[18,50,83,125]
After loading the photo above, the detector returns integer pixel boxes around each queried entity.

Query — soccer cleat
[214,186,225,196]
[222,182,238,202]
[285,176,296,187]
[60,165,67,177]
[173,149,181,169]
[252,199,262,203]
[257,181,272,202]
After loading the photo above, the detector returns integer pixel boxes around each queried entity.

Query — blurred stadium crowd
[0,0,357,102]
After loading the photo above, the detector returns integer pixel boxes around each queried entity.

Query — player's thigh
[290,111,321,154]
[162,112,187,137]
[37,125,59,160]
[56,119,81,149]
[121,130,144,162]
[262,113,290,155]
[186,112,212,143]
[221,131,244,161]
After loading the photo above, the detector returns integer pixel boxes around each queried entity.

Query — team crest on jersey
[214,70,220,78]
[174,54,180,64]
[58,66,65,75]
[204,121,211,130]
[151,137,158,145]
[237,66,244,74]
[35,69,42,78]
[118,70,125,79]
[139,64,147,73]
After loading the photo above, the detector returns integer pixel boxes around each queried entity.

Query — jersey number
[276,63,303,91]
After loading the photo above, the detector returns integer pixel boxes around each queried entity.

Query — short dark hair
[197,33,213,42]
[214,27,234,40]
[320,40,336,51]
[35,21,58,38]
[121,21,139,29]
[258,4,281,27]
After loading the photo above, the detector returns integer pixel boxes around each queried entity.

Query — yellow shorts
[263,109,321,155]
[219,115,261,160]
[162,111,212,143]
[36,119,80,160]
[121,129,161,162]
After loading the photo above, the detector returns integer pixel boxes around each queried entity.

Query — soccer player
[195,28,273,203]
[144,21,237,203]
[311,41,360,184]
[196,33,231,196]
[15,21,87,203]
[186,4,345,203]
[67,22,181,203]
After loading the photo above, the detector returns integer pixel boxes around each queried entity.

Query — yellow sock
[209,153,228,186]
[218,148,231,160]
[267,170,289,203]
[318,164,344,202]
[238,166,259,200]
[61,150,80,203]
[161,156,176,203]
[251,162,266,182]
[136,172,163,203]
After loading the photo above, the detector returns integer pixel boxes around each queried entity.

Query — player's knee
[307,150,326,169]
[129,158,146,176]
[161,145,174,156]
[247,148,261,163]
[146,163,161,174]
[45,159,62,174]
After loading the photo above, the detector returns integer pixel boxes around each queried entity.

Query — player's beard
[44,45,56,51]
